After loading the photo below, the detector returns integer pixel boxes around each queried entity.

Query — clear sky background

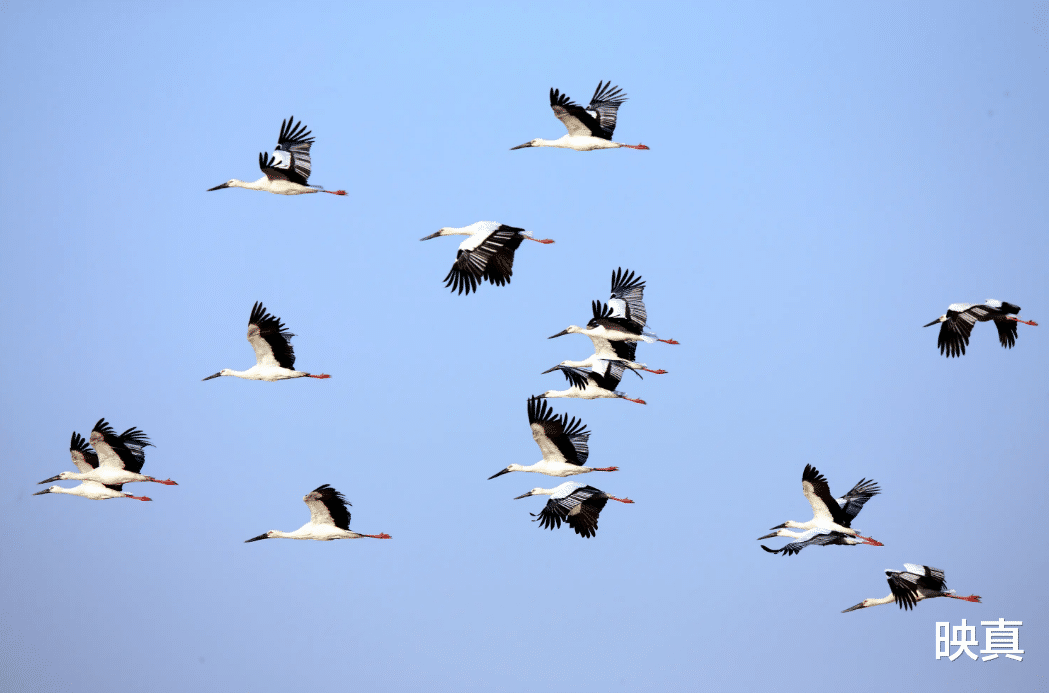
[1,2,1046,691]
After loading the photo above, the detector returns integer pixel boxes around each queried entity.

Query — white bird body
[511,82,649,152]
[514,481,634,538]
[245,485,391,543]
[488,398,617,479]
[758,527,880,555]
[208,116,346,196]
[420,221,553,295]
[540,360,646,404]
[204,302,330,382]
[38,424,176,487]
[35,480,151,502]
[767,465,880,541]
[843,564,981,612]
[924,299,1037,357]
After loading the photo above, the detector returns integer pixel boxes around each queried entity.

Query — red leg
[856,535,884,546]
[309,374,332,379]
[608,496,635,504]
[126,494,152,501]
[1007,317,1038,326]
[364,533,392,539]
[593,466,619,472]
[623,397,647,405]
[526,237,555,244]
[658,338,680,345]
[626,144,650,150]
[155,479,178,485]
[642,368,668,374]
[323,190,348,195]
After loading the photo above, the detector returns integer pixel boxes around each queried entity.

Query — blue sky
[1,2,1046,691]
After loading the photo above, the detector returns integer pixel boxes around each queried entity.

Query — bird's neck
[871,594,897,607]
[234,178,269,191]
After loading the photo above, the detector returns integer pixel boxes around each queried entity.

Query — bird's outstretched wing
[585,81,628,140]
[550,366,591,391]
[801,465,848,526]
[69,432,99,473]
[887,570,925,610]
[993,318,1018,349]
[836,478,880,523]
[443,225,523,295]
[259,116,314,185]
[247,301,297,370]
[528,397,590,466]
[304,484,351,530]
[607,267,647,330]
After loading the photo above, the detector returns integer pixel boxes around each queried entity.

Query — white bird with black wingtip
[420,221,554,295]
[511,81,649,151]
[35,432,153,502]
[38,419,177,488]
[843,565,981,612]
[208,116,346,196]
[515,482,634,538]
[759,528,878,556]
[203,302,331,382]
[761,464,882,546]
[539,359,647,404]
[245,485,391,543]
[924,300,1037,358]
[488,397,619,479]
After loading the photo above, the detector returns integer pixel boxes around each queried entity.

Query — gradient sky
[1,2,1046,691]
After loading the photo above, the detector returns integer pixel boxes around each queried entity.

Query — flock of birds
[34,81,1038,613]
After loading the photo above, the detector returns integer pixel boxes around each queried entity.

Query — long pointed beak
[757,532,780,540]
[769,523,786,530]
[38,475,61,484]
[488,468,511,480]
[32,489,51,496]
[548,330,569,339]
[510,142,533,150]
[841,602,867,613]
[923,318,941,327]
[513,491,534,500]
[202,372,223,381]
[207,182,230,191]
[244,533,270,543]
[541,366,560,374]
[420,232,442,241]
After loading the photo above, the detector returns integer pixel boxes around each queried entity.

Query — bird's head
[841,599,874,613]
[487,465,520,480]
[510,139,539,150]
[513,488,546,500]
[923,315,947,327]
[245,531,275,543]
[33,486,58,496]
[757,529,788,540]
[38,472,72,484]
[207,179,239,191]
[548,326,582,339]
[202,369,233,381]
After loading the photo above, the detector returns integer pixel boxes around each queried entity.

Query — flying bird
[843,564,981,612]
[245,484,391,542]
[514,482,633,538]
[549,268,679,350]
[540,360,646,404]
[924,300,1037,357]
[203,302,331,382]
[512,81,649,151]
[207,116,346,195]
[38,421,176,487]
[34,432,152,501]
[420,222,553,295]
[759,527,882,556]
[765,465,880,542]
[487,397,618,479]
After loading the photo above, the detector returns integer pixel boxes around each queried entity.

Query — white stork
[34,432,152,502]
[515,482,633,538]
[245,484,391,542]
[203,302,331,382]
[843,564,981,612]
[420,222,553,295]
[924,300,1038,357]
[38,420,176,487]
[539,360,646,404]
[511,81,649,151]
[207,116,346,195]
[765,465,880,542]
[487,397,618,479]
[758,527,882,555]
[549,267,679,349]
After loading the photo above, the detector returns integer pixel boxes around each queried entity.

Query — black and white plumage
[924,300,1037,357]
[511,82,649,151]
[758,528,880,556]
[420,222,554,295]
[540,359,646,404]
[38,419,175,488]
[34,432,152,501]
[549,268,679,353]
[487,397,617,479]
[764,465,880,541]
[245,484,392,542]
[842,564,982,612]
[208,116,346,196]
[514,482,634,538]
[203,302,331,382]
